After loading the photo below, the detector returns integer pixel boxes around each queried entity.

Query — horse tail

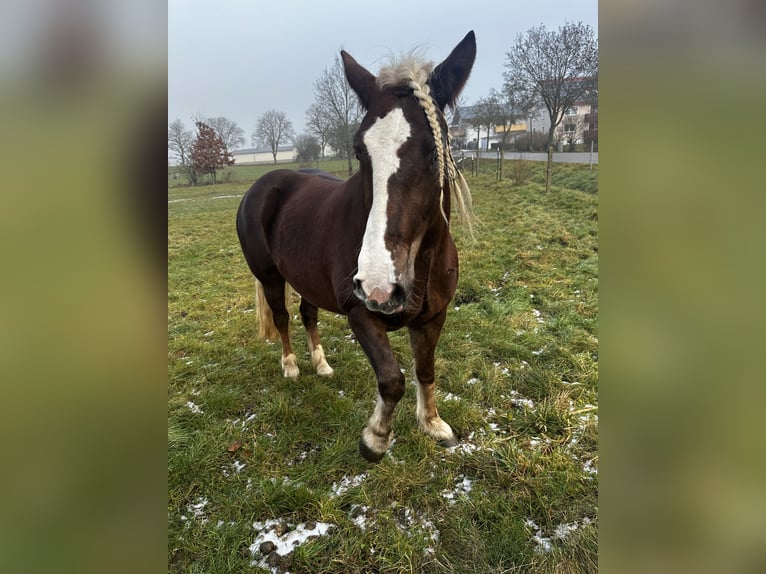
[254,278,281,341]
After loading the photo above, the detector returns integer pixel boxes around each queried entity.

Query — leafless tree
[472,93,502,152]
[504,21,598,191]
[294,133,321,164]
[305,103,333,159]
[168,118,197,185]
[485,88,536,180]
[311,54,363,175]
[205,116,245,154]
[556,113,586,152]
[445,94,466,131]
[253,110,294,164]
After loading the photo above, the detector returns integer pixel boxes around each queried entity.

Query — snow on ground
[330,473,368,498]
[186,400,203,414]
[250,519,335,573]
[180,497,209,525]
[346,503,440,554]
[441,475,474,505]
[524,517,593,554]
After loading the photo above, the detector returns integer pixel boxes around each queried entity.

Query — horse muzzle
[352,279,406,315]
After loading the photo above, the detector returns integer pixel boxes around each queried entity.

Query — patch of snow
[441,475,474,505]
[330,473,367,498]
[446,442,480,455]
[348,504,370,530]
[185,497,208,524]
[525,517,593,554]
[466,377,480,385]
[553,521,581,539]
[389,504,441,550]
[442,392,460,401]
[186,401,203,414]
[250,519,334,571]
[510,396,535,410]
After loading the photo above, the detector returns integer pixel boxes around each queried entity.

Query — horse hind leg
[256,278,299,378]
[299,298,333,376]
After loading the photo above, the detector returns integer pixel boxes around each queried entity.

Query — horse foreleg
[299,298,333,376]
[348,308,404,462]
[408,314,458,447]
[262,280,299,378]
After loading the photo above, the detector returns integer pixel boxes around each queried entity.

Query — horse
[236,31,476,462]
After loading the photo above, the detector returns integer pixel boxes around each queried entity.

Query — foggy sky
[169,0,597,146]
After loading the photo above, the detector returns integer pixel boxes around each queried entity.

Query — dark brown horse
[236,31,476,462]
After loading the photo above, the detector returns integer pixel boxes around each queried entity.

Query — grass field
[168,160,598,573]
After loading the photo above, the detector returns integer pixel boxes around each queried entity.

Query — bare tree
[305,103,333,159]
[472,93,502,152]
[205,116,245,154]
[486,88,536,180]
[294,133,321,164]
[311,54,363,175]
[556,113,586,152]
[253,110,294,164]
[504,21,598,191]
[168,118,197,185]
[445,94,466,132]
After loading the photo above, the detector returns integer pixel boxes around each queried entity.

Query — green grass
[168,160,598,573]
[169,159,356,188]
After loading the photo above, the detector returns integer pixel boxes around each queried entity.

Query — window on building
[564,123,576,133]
[565,106,578,116]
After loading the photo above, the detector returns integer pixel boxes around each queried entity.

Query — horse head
[342,31,476,315]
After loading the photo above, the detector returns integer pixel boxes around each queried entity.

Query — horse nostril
[391,283,406,306]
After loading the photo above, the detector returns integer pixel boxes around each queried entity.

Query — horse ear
[429,31,476,110]
[341,50,376,110]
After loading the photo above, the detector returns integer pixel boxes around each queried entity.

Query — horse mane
[376,52,433,89]
[376,54,474,239]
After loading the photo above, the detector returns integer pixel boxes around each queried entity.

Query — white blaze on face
[355,107,411,296]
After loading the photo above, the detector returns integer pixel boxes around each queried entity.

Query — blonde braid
[408,78,474,238]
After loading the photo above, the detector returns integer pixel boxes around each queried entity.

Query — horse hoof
[438,434,459,448]
[281,354,299,378]
[311,347,333,376]
[316,363,334,377]
[358,439,387,463]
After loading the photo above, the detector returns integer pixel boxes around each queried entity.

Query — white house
[232,145,297,164]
